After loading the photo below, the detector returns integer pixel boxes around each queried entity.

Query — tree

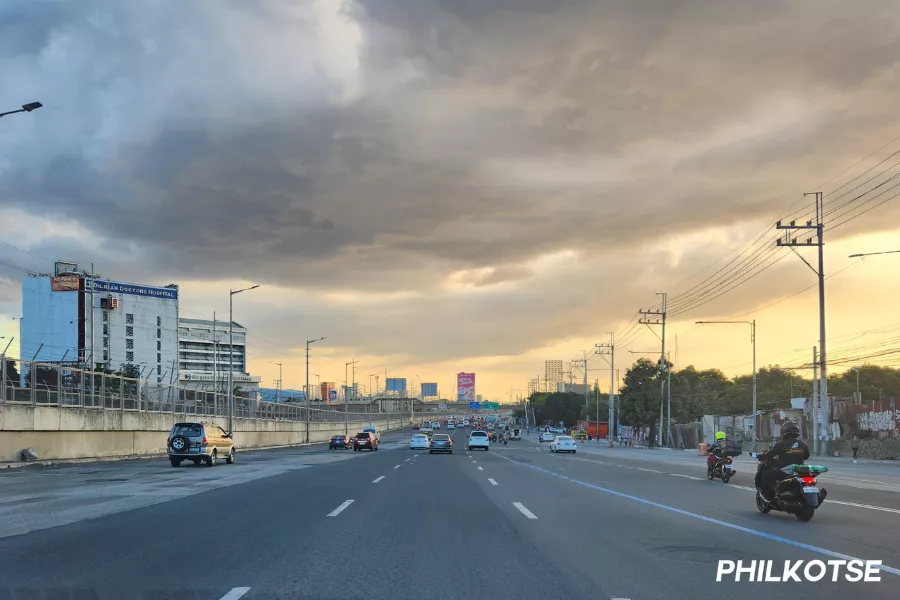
[618,358,665,442]
[3,359,18,387]
[526,392,584,426]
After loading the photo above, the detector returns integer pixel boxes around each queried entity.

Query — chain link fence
[0,358,412,424]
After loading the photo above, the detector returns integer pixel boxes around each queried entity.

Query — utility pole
[812,346,819,456]
[639,292,667,446]
[777,191,829,454]
[212,311,218,397]
[595,333,615,447]
[305,337,325,443]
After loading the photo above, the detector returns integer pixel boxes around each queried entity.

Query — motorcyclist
[755,421,810,502]
[706,431,727,471]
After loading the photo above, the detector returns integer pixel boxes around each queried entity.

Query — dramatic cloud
[3,0,900,394]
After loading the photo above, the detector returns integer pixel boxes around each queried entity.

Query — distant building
[177,318,260,397]
[528,378,540,396]
[544,360,564,388]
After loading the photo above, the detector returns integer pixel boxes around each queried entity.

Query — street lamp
[228,285,259,433]
[848,250,900,258]
[697,319,757,450]
[0,102,42,118]
[305,337,325,443]
[850,367,861,404]
[270,361,283,402]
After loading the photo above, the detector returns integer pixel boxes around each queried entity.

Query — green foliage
[618,359,900,426]
[3,359,18,386]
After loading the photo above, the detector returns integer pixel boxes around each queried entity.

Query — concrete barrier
[0,404,439,462]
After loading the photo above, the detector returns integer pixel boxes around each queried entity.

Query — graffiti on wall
[857,409,900,434]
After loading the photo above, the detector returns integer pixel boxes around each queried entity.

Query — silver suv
[167,422,235,467]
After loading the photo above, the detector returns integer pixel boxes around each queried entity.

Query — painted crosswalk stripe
[513,502,538,519]
[327,500,354,517]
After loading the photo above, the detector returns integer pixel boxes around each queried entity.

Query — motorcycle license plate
[803,486,819,493]
[725,464,735,471]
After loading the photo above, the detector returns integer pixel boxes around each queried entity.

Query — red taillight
[167,437,171,445]
[725,457,732,464]
[801,476,816,485]
[202,437,207,445]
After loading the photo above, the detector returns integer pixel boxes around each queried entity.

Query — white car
[539,432,555,443]
[410,434,430,450]
[468,430,490,451]
[447,422,455,430]
[432,421,441,430]
[550,436,577,453]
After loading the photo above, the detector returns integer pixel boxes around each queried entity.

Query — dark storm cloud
[3,0,900,364]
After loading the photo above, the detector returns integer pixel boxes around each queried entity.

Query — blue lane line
[496,454,900,577]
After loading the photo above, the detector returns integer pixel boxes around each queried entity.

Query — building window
[157,365,162,375]
[102,312,108,322]
[126,351,134,363]
[157,341,161,351]
[103,337,108,348]
[126,339,134,350]
[157,328,161,339]
[126,313,134,324]
[157,353,161,364]
[157,316,161,327]
[103,350,108,362]
[126,326,134,337]
[103,324,109,336]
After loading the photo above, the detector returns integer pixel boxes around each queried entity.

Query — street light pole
[851,367,860,403]
[270,361,282,402]
[696,319,757,450]
[0,102,42,119]
[305,337,325,443]
[227,285,259,434]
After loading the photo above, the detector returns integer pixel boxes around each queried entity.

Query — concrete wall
[0,404,441,462]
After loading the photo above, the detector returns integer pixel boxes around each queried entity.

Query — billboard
[457,372,475,402]
[385,378,407,393]
[51,275,80,291]
[421,382,438,397]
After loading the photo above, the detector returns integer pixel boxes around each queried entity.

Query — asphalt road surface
[0,428,898,600]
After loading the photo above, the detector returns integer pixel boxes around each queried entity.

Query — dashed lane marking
[372,476,385,483]
[394,464,402,469]
[327,500,354,517]
[478,466,484,471]
[219,587,251,600]
[513,502,538,519]
[488,478,499,486]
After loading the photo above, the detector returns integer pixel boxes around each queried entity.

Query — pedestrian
[849,435,860,460]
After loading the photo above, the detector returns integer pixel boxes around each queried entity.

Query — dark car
[429,433,453,454]
[329,434,351,450]
[354,432,379,452]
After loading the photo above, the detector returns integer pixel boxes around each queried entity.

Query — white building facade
[177,318,260,397]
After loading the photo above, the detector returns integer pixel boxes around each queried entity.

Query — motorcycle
[750,452,829,522]
[706,454,736,484]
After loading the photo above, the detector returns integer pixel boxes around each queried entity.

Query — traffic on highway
[0,415,898,599]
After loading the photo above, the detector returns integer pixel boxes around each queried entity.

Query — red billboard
[51,275,81,291]
[457,372,476,402]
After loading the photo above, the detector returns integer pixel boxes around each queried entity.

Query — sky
[2,0,900,401]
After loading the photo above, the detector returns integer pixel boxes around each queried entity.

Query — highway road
[0,428,898,599]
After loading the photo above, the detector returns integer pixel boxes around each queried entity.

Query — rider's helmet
[781,421,800,440]
[715,431,726,441]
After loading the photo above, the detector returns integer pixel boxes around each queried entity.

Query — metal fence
[0,358,417,424]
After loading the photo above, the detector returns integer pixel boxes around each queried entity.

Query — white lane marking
[670,473,703,481]
[394,464,401,469]
[495,453,900,577]
[372,476,385,483]
[723,483,900,515]
[327,500,354,517]
[488,478,499,486]
[636,467,662,473]
[513,502,538,519]
[478,466,484,471]
[219,587,251,600]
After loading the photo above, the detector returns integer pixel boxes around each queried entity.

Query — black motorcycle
[751,452,829,522]
[706,454,736,484]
